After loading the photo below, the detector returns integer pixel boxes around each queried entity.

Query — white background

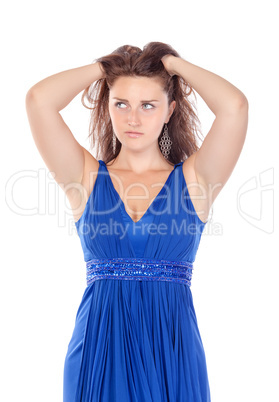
[1,0,278,401]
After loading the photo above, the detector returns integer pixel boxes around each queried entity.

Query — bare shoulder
[182,152,211,224]
[182,153,197,185]
[82,147,100,179]
[66,147,100,223]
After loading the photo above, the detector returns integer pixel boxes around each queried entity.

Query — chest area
[106,168,175,223]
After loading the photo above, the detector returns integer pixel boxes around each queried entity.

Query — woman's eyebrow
[112,97,160,102]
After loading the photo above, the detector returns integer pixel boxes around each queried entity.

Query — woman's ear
[166,100,176,123]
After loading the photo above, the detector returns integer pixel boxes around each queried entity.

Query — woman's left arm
[162,55,249,197]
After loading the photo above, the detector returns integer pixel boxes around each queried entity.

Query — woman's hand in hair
[96,62,106,79]
[161,54,179,77]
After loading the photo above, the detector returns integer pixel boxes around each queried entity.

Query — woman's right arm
[25,62,105,190]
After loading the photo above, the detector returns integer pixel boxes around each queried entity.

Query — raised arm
[162,55,249,204]
[25,62,105,191]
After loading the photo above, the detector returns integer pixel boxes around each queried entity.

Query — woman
[26,42,248,401]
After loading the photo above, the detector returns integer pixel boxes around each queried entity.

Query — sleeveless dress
[63,159,211,402]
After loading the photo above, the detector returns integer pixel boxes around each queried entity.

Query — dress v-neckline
[102,161,181,224]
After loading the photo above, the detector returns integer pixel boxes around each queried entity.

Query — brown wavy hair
[81,42,204,165]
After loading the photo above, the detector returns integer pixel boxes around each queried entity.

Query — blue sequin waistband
[85,257,193,287]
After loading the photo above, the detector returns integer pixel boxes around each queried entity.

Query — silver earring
[159,124,172,159]
[112,131,116,154]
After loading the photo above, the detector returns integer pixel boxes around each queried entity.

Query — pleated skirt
[63,279,211,401]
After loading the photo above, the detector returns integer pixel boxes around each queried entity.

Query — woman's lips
[125,131,144,138]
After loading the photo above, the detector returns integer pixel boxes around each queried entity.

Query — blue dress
[63,159,211,401]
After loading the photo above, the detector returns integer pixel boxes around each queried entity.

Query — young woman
[26,42,248,401]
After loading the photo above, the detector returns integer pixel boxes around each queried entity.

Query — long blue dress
[63,159,211,401]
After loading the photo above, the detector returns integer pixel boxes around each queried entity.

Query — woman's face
[108,76,176,153]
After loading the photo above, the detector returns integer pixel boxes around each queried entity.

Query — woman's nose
[128,109,140,126]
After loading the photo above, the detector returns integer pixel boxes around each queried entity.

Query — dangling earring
[159,124,172,159]
[112,130,116,154]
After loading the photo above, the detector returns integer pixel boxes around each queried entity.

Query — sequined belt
[85,257,193,287]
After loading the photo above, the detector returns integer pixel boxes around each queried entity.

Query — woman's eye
[115,102,126,108]
[142,103,154,110]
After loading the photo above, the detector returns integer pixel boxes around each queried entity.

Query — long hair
[81,42,204,165]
